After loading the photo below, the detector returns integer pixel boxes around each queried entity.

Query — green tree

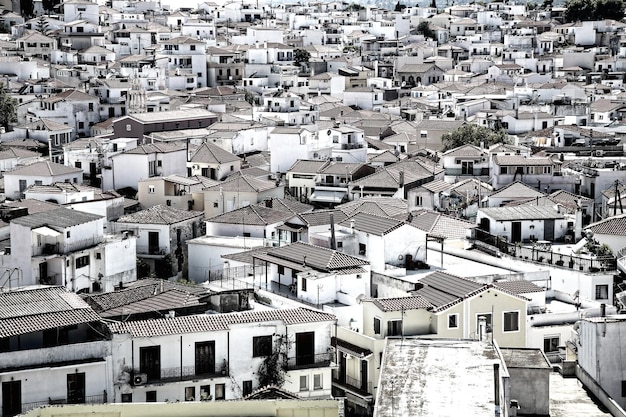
[42,0,59,15]
[256,336,288,388]
[417,21,436,40]
[0,86,17,131]
[441,123,509,152]
[564,0,625,22]
[20,0,34,18]
[293,48,310,66]
[36,16,49,34]
[394,1,406,12]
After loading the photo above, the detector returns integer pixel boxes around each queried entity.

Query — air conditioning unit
[595,150,604,157]
[133,373,148,386]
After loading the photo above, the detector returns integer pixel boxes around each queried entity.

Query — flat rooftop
[374,338,500,417]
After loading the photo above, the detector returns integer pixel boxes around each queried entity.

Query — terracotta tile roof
[11,206,102,229]
[205,175,277,193]
[339,212,407,236]
[494,280,544,295]
[372,295,433,312]
[116,205,203,225]
[299,209,348,226]
[122,142,186,155]
[6,160,82,176]
[587,214,626,236]
[288,159,330,173]
[265,241,368,272]
[408,210,475,239]
[489,181,545,199]
[207,204,293,225]
[189,142,241,164]
[479,206,565,221]
[442,144,485,157]
[0,286,101,338]
[338,197,408,218]
[421,179,452,193]
[107,307,336,337]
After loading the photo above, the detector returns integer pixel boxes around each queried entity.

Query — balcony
[136,366,227,384]
[332,372,373,397]
[285,352,334,370]
[22,392,107,414]
[340,143,364,150]
[444,167,490,176]
[136,245,169,257]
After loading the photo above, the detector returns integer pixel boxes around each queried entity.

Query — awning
[309,190,346,203]
[277,224,305,232]
[332,336,373,358]
[32,226,61,237]
[252,253,312,273]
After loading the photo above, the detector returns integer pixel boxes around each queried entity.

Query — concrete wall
[507,366,550,415]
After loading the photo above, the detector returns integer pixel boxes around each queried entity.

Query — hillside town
[0,0,625,416]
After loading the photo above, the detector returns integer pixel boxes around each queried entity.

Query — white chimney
[478,315,486,341]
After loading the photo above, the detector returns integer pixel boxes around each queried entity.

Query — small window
[76,255,90,269]
[278,265,285,275]
[148,185,155,194]
[96,253,101,260]
[503,311,519,332]
[415,196,423,206]
[301,277,307,291]
[374,317,381,335]
[215,383,225,400]
[199,385,210,401]
[387,320,402,336]
[595,284,609,300]
[243,380,252,397]
[157,160,162,167]
[185,386,195,401]
[121,393,132,403]
[126,124,132,131]
[299,375,308,391]
[66,231,71,238]
[213,202,219,208]
[313,374,322,390]
[253,335,272,357]
[543,336,559,353]
[146,391,157,402]
[448,314,458,329]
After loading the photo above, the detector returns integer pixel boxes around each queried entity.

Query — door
[39,262,48,284]
[544,219,555,241]
[67,373,85,404]
[2,380,21,417]
[148,232,159,255]
[295,332,314,366]
[89,162,97,184]
[479,217,490,231]
[360,360,368,392]
[195,341,215,375]
[140,346,161,381]
[512,221,522,243]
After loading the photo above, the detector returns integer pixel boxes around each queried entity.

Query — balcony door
[295,332,314,366]
[2,380,21,417]
[148,232,159,254]
[140,346,161,381]
[67,372,85,404]
[195,341,215,376]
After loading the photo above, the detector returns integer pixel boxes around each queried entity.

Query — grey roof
[299,209,348,226]
[189,141,241,164]
[586,214,626,236]
[107,307,336,337]
[11,206,103,229]
[409,210,476,239]
[372,295,433,312]
[204,175,277,193]
[493,155,554,166]
[494,280,544,295]
[262,241,368,272]
[0,286,101,338]
[116,205,203,225]
[6,161,82,176]
[339,212,407,236]
[256,198,314,215]
[288,159,329,174]
[208,204,293,226]
[479,206,565,221]
[489,181,545,199]
[339,197,408,218]
[122,142,186,155]
[127,108,216,123]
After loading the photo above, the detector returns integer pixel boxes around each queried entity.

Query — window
[387,320,402,336]
[299,375,308,391]
[75,161,82,169]
[213,202,218,208]
[543,336,559,353]
[140,345,161,380]
[96,253,101,260]
[185,386,195,401]
[146,391,157,402]
[359,243,366,256]
[477,313,492,334]
[67,231,71,238]
[121,393,132,403]
[415,196,423,206]
[278,265,285,275]
[595,284,609,300]
[148,185,155,194]
[448,314,458,329]
[199,385,210,401]
[314,374,322,390]
[215,383,225,400]
[243,380,252,397]
[67,372,86,404]
[301,277,307,291]
[75,255,89,269]
[126,124,131,131]
[253,335,272,357]
[503,311,519,332]
[88,103,93,111]
[374,317,381,335]
[34,180,42,186]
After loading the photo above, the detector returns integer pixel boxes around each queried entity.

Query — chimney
[265,198,272,208]
[601,303,606,317]
[398,171,404,187]
[330,213,336,250]
[350,219,355,234]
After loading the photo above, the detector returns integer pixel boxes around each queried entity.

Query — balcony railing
[332,371,373,396]
[33,237,104,256]
[444,167,490,176]
[22,392,107,414]
[285,352,333,370]
[138,366,227,383]
[136,245,169,256]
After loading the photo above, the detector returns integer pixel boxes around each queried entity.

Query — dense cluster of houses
[0,0,625,416]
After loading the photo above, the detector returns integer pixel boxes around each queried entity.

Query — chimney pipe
[330,213,336,250]
[350,219,355,234]
[399,171,404,187]
[601,303,606,317]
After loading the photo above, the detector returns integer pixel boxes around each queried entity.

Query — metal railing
[140,366,227,383]
[332,371,372,395]
[473,229,617,272]
[285,352,333,370]
[22,392,107,413]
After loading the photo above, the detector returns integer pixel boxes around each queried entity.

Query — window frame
[503,311,520,332]
[252,335,272,357]
[448,313,459,329]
